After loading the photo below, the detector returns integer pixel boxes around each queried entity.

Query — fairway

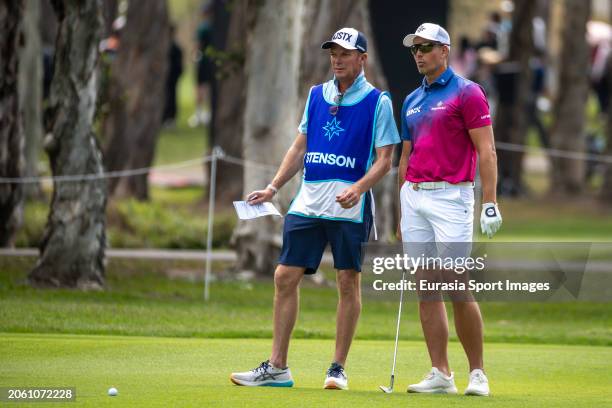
[1,334,611,407]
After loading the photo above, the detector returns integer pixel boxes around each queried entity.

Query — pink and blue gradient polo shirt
[400,67,492,183]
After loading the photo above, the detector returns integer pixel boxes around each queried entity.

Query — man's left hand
[480,202,502,238]
[336,186,362,209]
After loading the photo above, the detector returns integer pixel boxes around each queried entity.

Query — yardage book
[233,201,282,220]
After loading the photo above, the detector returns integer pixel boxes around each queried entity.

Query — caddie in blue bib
[289,84,385,222]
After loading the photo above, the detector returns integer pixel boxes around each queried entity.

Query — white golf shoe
[230,360,294,387]
[324,362,348,390]
[407,367,458,394]
[464,369,490,396]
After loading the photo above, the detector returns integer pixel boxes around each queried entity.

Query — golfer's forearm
[397,155,408,219]
[479,151,498,203]
[398,156,408,194]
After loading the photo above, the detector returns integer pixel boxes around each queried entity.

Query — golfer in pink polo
[398,23,502,396]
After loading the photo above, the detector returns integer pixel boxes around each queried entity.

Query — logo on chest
[431,101,447,111]
[322,116,345,141]
[406,106,421,117]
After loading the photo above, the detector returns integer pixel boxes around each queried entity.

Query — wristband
[266,184,278,195]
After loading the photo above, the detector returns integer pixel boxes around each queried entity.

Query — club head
[379,385,393,393]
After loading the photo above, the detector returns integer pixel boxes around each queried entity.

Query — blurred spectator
[587,20,611,113]
[532,16,547,54]
[497,0,514,57]
[189,3,214,128]
[585,20,610,184]
[42,45,54,102]
[475,47,502,116]
[482,11,502,50]
[99,16,125,59]
[527,49,549,148]
[585,133,606,183]
[451,36,478,79]
[163,25,184,127]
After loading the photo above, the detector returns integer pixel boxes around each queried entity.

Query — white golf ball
[108,387,118,396]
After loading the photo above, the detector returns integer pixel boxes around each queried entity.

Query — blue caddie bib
[288,84,384,222]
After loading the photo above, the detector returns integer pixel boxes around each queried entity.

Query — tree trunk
[493,0,535,197]
[549,0,591,194]
[28,0,107,289]
[19,0,44,198]
[102,0,169,200]
[211,0,249,204]
[0,0,25,247]
[233,0,304,276]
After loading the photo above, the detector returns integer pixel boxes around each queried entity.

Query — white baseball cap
[321,27,368,53]
[403,23,451,48]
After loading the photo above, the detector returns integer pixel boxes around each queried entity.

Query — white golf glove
[480,202,502,239]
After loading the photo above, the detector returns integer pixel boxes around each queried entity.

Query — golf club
[379,267,407,393]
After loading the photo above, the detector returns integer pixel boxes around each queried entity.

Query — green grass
[493,198,612,241]
[155,125,207,166]
[155,62,208,166]
[1,334,611,407]
[1,257,611,346]
[1,254,611,406]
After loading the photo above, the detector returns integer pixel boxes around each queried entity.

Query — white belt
[408,181,474,191]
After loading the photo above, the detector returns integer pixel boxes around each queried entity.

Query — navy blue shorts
[279,197,372,274]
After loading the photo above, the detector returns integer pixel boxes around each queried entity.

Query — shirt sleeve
[461,84,492,129]
[374,94,401,148]
[297,87,314,134]
[400,98,411,141]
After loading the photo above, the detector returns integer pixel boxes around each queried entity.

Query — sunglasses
[409,42,442,55]
[329,93,344,115]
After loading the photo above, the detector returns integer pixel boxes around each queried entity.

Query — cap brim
[402,34,418,47]
[321,40,358,50]
[403,34,449,47]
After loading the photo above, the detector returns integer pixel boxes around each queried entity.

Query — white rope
[0,156,212,184]
[495,141,612,164]
[1,141,610,185]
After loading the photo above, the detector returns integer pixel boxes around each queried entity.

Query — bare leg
[419,300,451,376]
[452,301,484,371]
[333,270,361,367]
[269,265,305,368]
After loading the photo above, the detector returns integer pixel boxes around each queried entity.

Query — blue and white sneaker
[230,360,294,387]
[324,362,348,390]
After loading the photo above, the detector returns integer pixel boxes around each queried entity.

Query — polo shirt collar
[333,70,366,96]
[421,67,454,89]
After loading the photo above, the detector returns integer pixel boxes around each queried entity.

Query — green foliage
[154,124,207,166]
[205,44,245,80]
[110,199,204,249]
[16,189,236,250]
[14,200,49,248]
[107,198,234,249]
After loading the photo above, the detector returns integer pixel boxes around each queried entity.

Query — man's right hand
[246,187,275,205]
[396,224,402,242]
